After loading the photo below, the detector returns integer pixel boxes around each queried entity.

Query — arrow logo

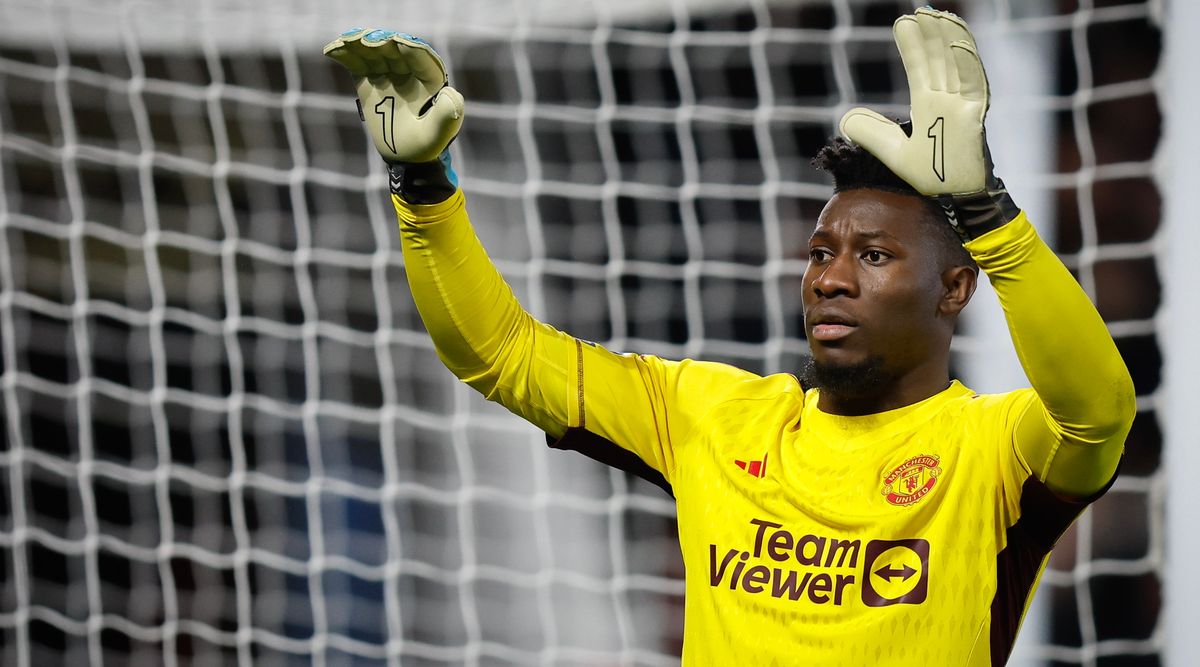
[861,539,929,607]
[873,563,917,582]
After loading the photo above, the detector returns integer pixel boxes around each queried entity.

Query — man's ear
[940,264,978,317]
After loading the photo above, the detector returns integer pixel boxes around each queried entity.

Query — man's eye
[864,250,887,263]
[810,249,830,261]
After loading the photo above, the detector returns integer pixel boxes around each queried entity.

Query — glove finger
[326,31,396,77]
[323,28,373,72]
[950,41,988,103]
[839,107,910,167]
[893,16,931,95]
[424,86,465,144]
[358,30,422,83]
[394,37,449,87]
[917,7,976,50]
[426,84,465,122]
[324,47,367,74]
[932,10,975,94]
[401,86,464,163]
[914,10,947,92]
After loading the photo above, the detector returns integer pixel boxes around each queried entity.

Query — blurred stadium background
[0,0,1192,664]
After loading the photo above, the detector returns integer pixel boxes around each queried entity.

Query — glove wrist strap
[387,150,458,205]
[935,178,1020,241]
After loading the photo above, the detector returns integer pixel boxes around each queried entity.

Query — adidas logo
[734,453,768,479]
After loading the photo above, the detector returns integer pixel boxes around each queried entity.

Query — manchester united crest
[881,455,942,507]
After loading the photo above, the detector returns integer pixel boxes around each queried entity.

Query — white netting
[0,0,1167,665]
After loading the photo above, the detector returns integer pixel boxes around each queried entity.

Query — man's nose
[810,254,857,299]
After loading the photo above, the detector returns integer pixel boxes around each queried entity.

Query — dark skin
[803,189,978,416]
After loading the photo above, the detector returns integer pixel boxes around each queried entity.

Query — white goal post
[1162,0,1200,665]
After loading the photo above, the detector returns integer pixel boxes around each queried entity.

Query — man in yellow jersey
[325,8,1134,665]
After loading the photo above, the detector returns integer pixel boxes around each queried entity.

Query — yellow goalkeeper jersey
[393,191,1134,666]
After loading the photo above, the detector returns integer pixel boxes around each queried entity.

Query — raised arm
[323,30,759,484]
[965,213,1134,497]
[840,9,1135,497]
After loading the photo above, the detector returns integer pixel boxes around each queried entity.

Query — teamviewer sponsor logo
[708,519,860,605]
[708,519,931,608]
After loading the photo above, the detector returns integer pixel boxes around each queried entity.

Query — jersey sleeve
[394,190,759,485]
[964,212,1137,499]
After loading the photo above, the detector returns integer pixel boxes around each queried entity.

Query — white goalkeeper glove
[839,8,1017,239]
[324,29,464,204]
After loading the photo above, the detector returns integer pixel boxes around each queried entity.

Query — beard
[798,354,895,399]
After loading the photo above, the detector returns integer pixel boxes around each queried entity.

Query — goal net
[0,0,1168,665]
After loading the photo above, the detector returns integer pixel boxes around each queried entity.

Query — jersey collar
[800,380,974,449]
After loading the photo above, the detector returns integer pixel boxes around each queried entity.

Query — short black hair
[811,137,975,270]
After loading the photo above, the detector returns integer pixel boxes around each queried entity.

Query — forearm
[966,212,1135,487]
[394,189,575,436]
[328,32,577,437]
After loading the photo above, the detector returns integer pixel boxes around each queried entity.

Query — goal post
[0,0,1173,665]
[1162,0,1200,665]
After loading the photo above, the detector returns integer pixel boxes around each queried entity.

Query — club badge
[881,454,942,507]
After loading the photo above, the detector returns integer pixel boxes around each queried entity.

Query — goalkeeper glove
[838,8,1018,240]
[323,29,464,205]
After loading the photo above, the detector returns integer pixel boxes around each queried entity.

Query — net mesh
[0,0,1165,665]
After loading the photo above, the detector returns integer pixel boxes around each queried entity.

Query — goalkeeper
[326,9,1134,665]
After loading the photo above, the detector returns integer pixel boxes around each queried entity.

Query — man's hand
[839,8,1016,239]
[324,29,463,163]
[324,29,464,204]
[840,8,987,196]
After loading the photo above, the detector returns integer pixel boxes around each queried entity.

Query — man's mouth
[808,311,859,342]
[811,323,856,341]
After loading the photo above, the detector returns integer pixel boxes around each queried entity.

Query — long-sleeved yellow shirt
[394,189,1135,666]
